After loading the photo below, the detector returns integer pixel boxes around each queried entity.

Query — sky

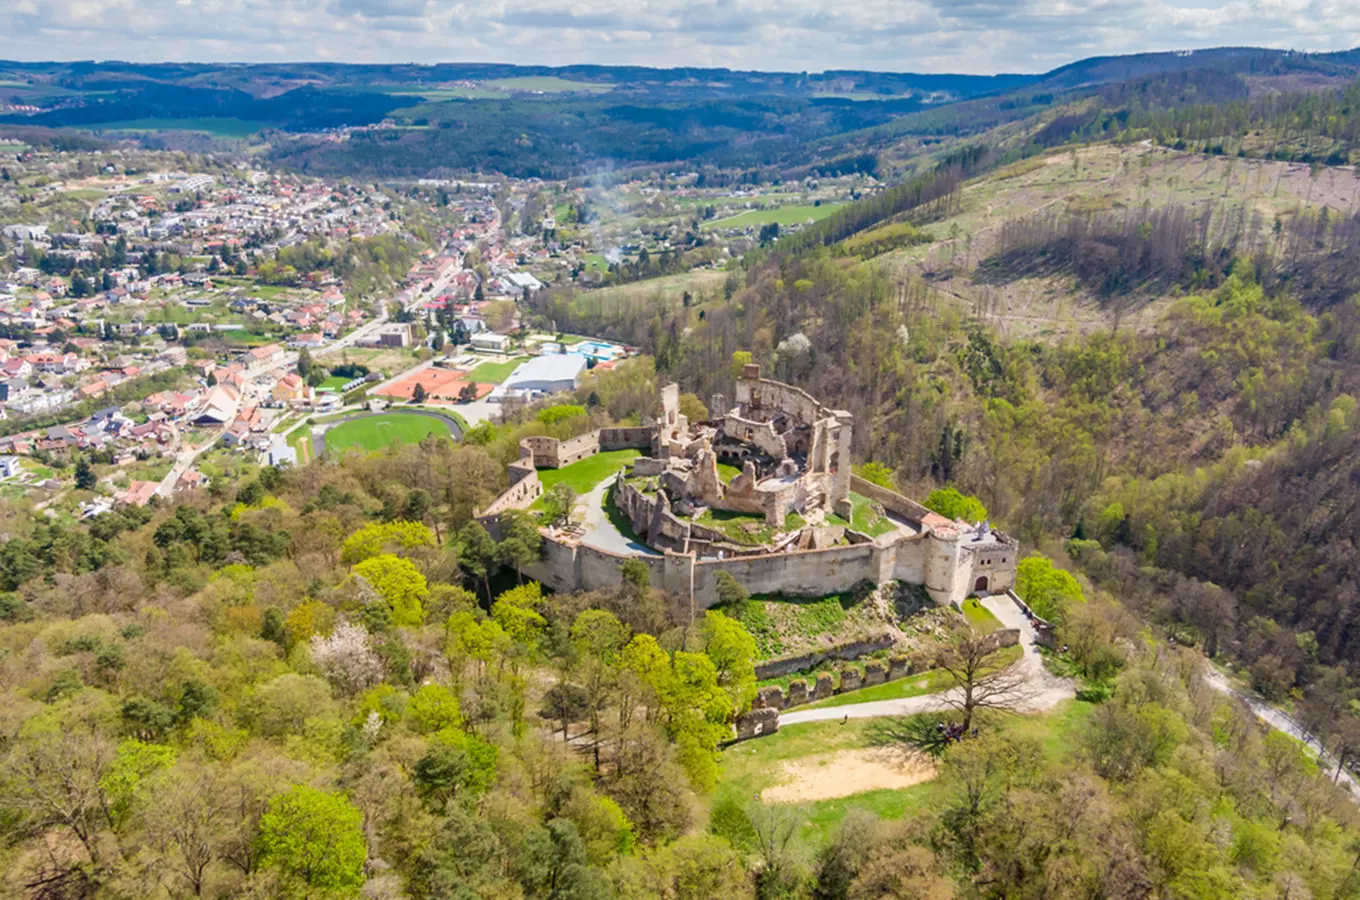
[3,0,1360,75]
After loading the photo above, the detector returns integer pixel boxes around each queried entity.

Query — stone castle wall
[849,474,932,524]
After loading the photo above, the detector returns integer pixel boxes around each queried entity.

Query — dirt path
[761,748,936,803]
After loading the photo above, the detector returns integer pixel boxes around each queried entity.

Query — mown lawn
[468,357,530,384]
[323,413,454,453]
[536,449,644,497]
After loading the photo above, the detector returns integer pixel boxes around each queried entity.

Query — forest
[4,371,1360,899]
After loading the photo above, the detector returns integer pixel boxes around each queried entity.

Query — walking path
[578,474,657,556]
[781,594,1075,725]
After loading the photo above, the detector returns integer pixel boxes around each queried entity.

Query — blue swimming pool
[574,341,620,361]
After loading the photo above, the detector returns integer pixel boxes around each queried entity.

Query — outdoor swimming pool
[574,341,620,361]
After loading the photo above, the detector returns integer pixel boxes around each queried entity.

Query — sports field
[468,357,529,384]
[323,413,456,453]
[484,76,612,94]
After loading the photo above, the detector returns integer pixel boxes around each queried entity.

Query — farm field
[706,202,845,229]
[94,118,269,138]
[323,412,456,453]
[484,76,612,94]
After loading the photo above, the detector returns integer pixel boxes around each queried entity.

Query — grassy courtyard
[323,413,456,454]
[536,449,643,498]
[827,492,899,537]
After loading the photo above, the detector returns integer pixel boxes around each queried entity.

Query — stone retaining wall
[754,634,898,680]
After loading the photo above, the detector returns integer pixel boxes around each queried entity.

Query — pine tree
[74,456,96,491]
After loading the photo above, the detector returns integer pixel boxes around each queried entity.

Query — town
[0,138,865,521]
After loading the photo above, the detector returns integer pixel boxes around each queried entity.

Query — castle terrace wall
[848,474,932,525]
[522,432,601,468]
[599,426,655,450]
[522,539,665,595]
[478,468,542,520]
[691,542,887,607]
[754,634,898,679]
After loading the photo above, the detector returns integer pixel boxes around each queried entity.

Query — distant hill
[2,48,1359,177]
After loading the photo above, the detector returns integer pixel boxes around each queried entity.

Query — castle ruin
[477,365,1018,608]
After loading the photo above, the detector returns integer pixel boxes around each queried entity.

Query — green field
[94,118,270,138]
[716,700,1095,843]
[323,413,455,453]
[318,375,352,392]
[467,356,529,384]
[484,76,612,94]
[705,203,845,230]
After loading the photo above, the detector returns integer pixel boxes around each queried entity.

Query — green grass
[95,117,269,138]
[582,252,610,273]
[467,356,529,384]
[696,508,805,545]
[716,700,1096,842]
[716,462,742,483]
[323,412,455,454]
[318,375,352,392]
[535,449,643,498]
[484,76,613,94]
[962,597,1002,633]
[803,668,957,710]
[826,492,898,537]
[705,203,846,230]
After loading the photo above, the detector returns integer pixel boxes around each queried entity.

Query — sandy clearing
[761,748,936,803]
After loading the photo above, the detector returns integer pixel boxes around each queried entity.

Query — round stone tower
[924,524,966,606]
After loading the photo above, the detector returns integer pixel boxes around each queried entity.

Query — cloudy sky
[3,0,1360,74]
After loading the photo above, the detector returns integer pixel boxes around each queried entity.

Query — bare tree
[932,628,1035,731]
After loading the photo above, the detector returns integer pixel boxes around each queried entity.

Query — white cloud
[1,0,1358,73]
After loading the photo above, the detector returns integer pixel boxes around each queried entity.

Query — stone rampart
[754,634,898,680]
[731,707,779,743]
[751,653,929,713]
[477,468,542,523]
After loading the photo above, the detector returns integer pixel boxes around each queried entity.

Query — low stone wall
[1006,590,1058,648]
[754,634,898,680]
[753,652,925,712]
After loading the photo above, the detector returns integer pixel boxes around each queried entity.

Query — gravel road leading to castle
[579,475,658,556]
